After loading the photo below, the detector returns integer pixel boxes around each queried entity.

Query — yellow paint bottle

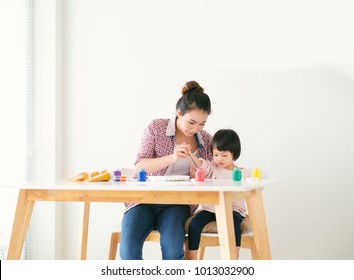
[252,168,262,180]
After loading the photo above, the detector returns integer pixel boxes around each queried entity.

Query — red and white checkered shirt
[124,118,213,215]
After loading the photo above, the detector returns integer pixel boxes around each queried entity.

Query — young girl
[185,129,251,260]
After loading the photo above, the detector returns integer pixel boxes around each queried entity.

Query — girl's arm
[188,151,202,168]
[188,153,201,178]
[189,157,215,179]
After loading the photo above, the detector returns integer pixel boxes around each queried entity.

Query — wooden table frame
[6,181,274,260]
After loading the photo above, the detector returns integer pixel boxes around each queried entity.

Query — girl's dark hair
[212,129,241,161]
[176,81,211,115]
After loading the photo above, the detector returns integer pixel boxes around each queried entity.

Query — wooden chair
[108,218,255,260]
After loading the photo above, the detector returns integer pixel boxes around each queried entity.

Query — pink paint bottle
[195,168,205,182]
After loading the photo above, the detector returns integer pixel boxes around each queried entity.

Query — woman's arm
[135,155,173,174]
[135,143,191,174]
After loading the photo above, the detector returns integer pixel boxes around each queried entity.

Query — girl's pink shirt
[198,159,252,217]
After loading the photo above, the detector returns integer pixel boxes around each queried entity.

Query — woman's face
[177,109,209,137]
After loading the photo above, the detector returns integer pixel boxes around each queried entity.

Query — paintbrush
[189,153,199,168]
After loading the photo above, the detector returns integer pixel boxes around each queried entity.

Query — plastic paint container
[232,168,242,181]
[113,170,121,181]
[137,168,147,182]
[252,168,262,180]
[195,168,205,182]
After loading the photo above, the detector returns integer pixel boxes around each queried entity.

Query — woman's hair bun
[181,81,204,95]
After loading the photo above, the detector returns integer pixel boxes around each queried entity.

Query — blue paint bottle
[138,168,147,182]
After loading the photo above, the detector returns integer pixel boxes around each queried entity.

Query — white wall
[0,0,25,258]
[30,0,354,259]
[28,0,65,260]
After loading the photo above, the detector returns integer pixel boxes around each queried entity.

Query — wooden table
[4,179,278,260]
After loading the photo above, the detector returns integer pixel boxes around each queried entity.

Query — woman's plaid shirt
[124,118,213,215]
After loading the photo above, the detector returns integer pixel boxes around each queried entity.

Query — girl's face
[177,109,209,137]
[213,148,234,170]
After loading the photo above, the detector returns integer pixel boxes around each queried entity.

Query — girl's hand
[190,166,196,178]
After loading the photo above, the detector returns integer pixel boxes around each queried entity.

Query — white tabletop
[0,178,280,192]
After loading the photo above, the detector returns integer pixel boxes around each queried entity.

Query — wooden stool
[108,230,161,260]
[183,213,256,259]
[195,231,255,260]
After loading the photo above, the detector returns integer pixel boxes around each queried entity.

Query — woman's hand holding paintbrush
[181,143,201,178]
[173,142,201,178]
[172,142,192,163]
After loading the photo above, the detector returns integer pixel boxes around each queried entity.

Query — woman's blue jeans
[119,204,190,260]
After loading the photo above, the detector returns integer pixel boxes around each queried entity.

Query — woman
[119,81,213,260]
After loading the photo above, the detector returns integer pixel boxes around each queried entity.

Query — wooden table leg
[246,189,271,260]
[6,190,34,260]
[79,202,90,260]
[215,191,237,260]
